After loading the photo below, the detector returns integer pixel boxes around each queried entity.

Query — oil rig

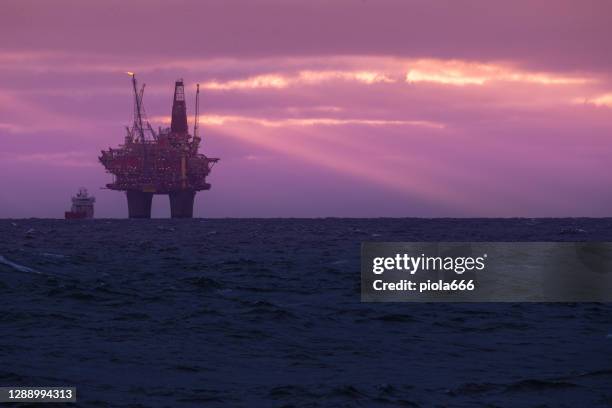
[99,73,219,218]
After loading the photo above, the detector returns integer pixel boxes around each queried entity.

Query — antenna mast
[194,84,200,139]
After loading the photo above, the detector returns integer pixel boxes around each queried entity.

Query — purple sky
[1,0,612,217]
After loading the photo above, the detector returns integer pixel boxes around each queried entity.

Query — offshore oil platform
[99,73,218,218]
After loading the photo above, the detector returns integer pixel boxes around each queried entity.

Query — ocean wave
[0,254,40,274]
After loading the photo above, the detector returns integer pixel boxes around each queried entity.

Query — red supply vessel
[64,187,95,219]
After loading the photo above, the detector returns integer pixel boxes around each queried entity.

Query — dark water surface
[0,218,611,407]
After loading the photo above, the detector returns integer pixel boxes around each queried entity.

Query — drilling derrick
[99,74,219,218]
[171,80,188,134]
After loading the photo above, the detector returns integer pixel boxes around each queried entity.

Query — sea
[0,218,611,407]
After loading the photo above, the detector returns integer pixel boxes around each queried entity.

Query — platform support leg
[126,191,153,219]
[169,190,195,218]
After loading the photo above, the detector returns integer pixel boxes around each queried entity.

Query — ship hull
[65,211,89,219]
